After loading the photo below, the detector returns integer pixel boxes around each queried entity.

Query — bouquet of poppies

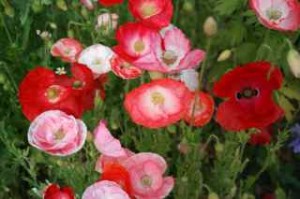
[1,0,300,198]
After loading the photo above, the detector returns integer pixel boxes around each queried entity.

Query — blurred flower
[289,123,300,153]
[78,44,114,77]
[287,48,300,78]
[82,181,130,199]
[110,54,143,79]
[184,91,214,127]
[28,110,87,156]
[217,49,232,62]
[129,0,173,29]
[51,38,83,63]
[98,0,123,7]
[43,184,75,199]
[124,153,175,199]
[96,13,119,31]
[93,120,126,157]
[124,78,190,128]
[203,16,218,37]
[80,0,95,10]
[36,30,52,41]
[213,61,284,131]
[250,0,300,31]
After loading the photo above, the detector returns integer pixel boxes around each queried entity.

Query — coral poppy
[129,0,173,29]
[51,38,83,63]
[184,91,214,127]
[250,0,300,31]
[124,78,190,128]
[82,181,130,199]
[113,22,160,64]
[43,184,75,199]
[19,67,83,121]
[98,0,123,7]
[110,54,143,79]
[213,61,284,131]
[124,153,175,199]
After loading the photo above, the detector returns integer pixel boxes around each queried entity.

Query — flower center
[140,4,157,18]
[45,85,62,103]
[266,8,282,21]
[162,50,178,65]
[121,61,132,69]
[236,87,259,100]
[151,91,165,105]
[134,40,145,53]
[92,58,102,65]
[64,48,71,55]
[54,129,65,141]
[141,175,152,187]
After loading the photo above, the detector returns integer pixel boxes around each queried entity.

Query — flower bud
[0,73,6,84]
[149,71,164,80]
[183,2,194,12]
[56,0,68,11]
[217,49,232,62]
[31,0,43,13]
[287,49,300,78]
[208,192,220,199]
[203,16,218,37]
[49,23,57,29]
[4,4,15,18]
[242,193,255,199]
[214,143,224,154]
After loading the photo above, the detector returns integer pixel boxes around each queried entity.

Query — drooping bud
[203,16,218,37]
[217,49,232,62]
[287,49,300,78]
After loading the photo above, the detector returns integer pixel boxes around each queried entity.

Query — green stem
[0,12,13,44]
[199,38,212,90]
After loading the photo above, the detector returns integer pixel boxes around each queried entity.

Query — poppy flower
[124,78,190,128]
[19,67,83,121]
[124,153,175,199]
[100,163,133,196]
[113,22,160,64]
[129,0,173,29]
[78,44,114,78]
[96,13,119,31]
[135,26,206,73]
[110,54,143,79]
[43,184,75,199]
[250,0,300,31]
[82,181,130,199]
[51,38,83,63]
[98,0,123,7]
[28,110,87,156]
[184,91,214,127]
[213,61,284,131]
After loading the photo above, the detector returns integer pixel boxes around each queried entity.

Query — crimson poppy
[43,184,75,199]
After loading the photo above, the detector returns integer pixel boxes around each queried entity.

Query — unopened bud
[287,49,300,78]
[67,29,75,38]
[217,49,232,62]
[31,0,43,13]
[183,2,194,12]
[214,143,224,154]
[203,16,218,37]
[208,192,220,199]
[0,73,6,84]
[149,71,164,80]
[49,23,57,29]
[56,0,68,11]
[86,131,93,142]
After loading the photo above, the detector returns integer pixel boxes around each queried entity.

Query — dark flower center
[162,50,178,65]
[236,87,259,100]
[266,8,282,21]
[141,175,152,187]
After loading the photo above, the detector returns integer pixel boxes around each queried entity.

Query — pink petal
[178,49,206,71]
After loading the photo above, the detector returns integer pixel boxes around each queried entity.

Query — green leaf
[277,95,295,122]
[280,87,300,101]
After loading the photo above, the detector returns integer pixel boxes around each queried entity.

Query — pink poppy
[93,120,126,157]
[51,38,83,63]
[139,27,205,73]
[110,55,143,79]
[82,180,130,199]
[113,22,160,64]
[128,0,173,29]
[124,153,175,199]
[250,0,300,31]
[124,78,190,128]
[96,13,119,30]
[28,110,87,156]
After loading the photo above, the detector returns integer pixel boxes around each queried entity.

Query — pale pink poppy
[28,110,87,156]
[78,44,114,78]
[80,0,95,10]
[51,38,83,63]
[110,55,143,79]
[95,149,135,173]
[93,120,126,157]
[82,181,130,199]
[123,153,175,199]
[250,0,300,31]
[96,13,119,30]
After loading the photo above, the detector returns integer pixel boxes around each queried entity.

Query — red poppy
[124,78,189,128]
[184,91,214,127]
[98,0,123,6]
[249,127,272,146]
[110,55,143,79]
[213,61,284,131]
[129,0,173,29]
[19,67,82,121]
[43,184,75,199]
[100,163,133,196]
